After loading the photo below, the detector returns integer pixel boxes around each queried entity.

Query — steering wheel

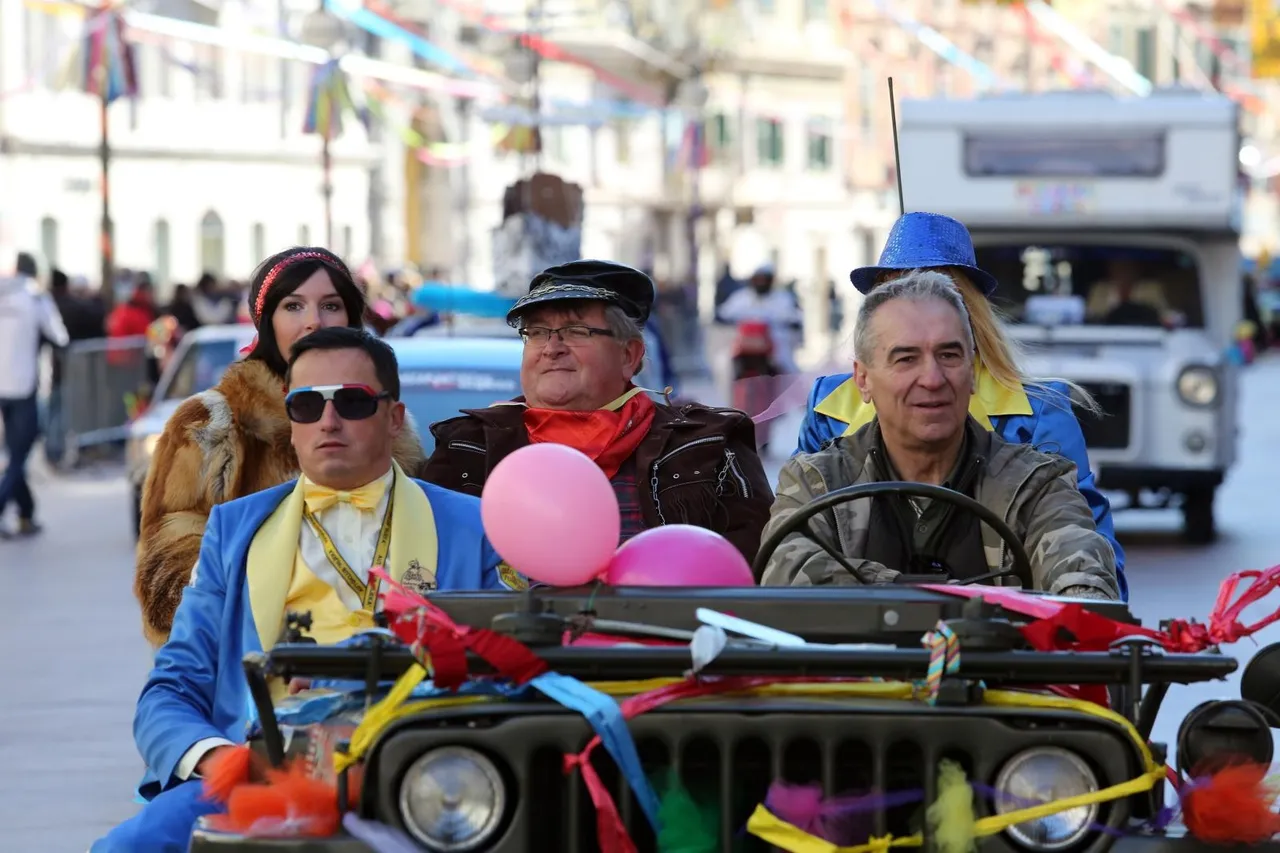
[752,481,1035,590]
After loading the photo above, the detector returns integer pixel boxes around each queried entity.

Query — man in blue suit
[94,327,520,852]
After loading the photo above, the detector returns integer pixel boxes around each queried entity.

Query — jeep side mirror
[1240,642,1280,726]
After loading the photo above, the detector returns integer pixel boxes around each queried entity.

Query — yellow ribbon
[747,765,1167,853]
[303,478,388,513]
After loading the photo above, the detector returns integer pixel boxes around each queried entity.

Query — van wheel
[1182,488,1216,544]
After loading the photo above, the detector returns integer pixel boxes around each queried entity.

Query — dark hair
[51,269,68,291]
[286,326,401,401]
[15,252,37,277]
[246,246,364,376]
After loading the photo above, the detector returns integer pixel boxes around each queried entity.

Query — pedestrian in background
[0,251,69,538]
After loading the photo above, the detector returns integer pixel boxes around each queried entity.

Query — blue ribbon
[531,671,662,832]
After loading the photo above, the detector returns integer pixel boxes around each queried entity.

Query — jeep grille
[369,699,1144,853]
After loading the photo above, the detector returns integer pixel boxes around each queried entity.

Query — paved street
[5,359,1280,851]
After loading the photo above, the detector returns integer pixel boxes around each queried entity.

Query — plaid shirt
[611,457,646,544]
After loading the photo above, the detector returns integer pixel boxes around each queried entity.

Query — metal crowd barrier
[53,335,152,454]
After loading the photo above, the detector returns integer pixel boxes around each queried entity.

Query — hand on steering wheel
[752,481,1036,590]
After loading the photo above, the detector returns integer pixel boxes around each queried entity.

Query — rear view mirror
[1240,642,1280,726]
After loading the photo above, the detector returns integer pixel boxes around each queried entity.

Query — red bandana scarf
[523,387,657,479]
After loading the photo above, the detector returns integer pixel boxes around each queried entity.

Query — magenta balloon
[481,444,620,586]
[604,525,754,586]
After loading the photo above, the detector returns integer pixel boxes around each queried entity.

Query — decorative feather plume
[927,760,977,853]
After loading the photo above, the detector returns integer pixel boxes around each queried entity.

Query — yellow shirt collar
[813,363,1033,436]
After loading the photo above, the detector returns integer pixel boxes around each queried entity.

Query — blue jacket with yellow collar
[797,372,1127,600]
[132,472,512,800]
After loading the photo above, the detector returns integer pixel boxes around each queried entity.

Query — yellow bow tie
[303,479,387,514]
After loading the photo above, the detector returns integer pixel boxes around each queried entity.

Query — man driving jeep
[760,270,1120,599]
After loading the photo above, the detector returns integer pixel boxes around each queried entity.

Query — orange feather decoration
[202,746,358,838]
[1182,764,1280,844]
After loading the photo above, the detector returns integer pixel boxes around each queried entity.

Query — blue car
[391,336,523,453]
[125,326,523,536]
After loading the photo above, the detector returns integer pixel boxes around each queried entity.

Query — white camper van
[898,89,1243,543]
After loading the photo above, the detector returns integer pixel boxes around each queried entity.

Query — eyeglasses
[285,384,390,424]
[518,325,614,346]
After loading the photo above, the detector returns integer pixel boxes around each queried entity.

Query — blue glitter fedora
[849,212,999,297]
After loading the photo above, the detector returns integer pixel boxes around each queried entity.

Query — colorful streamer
[303,59,356,139]
[73,5,139,104]
[921,621,960,704]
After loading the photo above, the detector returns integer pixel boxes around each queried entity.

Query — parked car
[125,326,523,537]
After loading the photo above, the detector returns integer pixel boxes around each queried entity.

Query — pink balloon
[604,525,755,587]
[481,444,620,586]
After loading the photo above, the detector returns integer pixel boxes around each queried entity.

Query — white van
[898,89,1243,542]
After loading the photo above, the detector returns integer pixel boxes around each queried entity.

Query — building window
[342,225,354,259]
[756,0,775,14]
[706,112,733,163]
[1135,27,1156,80]
[1109,24,1125,57]
[804,0,827,22]
[806,119,833,170]
[200,211,225,276]
[194,44,224,100]
[858,227,877,267]
[613,120,631,164]
[155,219,171,287]
[40,217,58,268]
[756,117,785,168]
[858,66,875,137]
[251,223,266,264]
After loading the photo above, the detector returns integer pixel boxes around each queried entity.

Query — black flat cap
[506,259,655,327]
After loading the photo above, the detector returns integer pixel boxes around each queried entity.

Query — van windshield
[973,243,1204,329]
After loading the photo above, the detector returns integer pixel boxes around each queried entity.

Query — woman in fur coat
[134,247,426,647]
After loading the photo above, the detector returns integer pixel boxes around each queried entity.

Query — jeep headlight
[399,746,505,851]
[993,747,1099,850]
[1177,366,1219,407]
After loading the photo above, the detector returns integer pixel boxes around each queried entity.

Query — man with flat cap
[420,260,774,569]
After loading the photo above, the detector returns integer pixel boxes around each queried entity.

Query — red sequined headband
[252,251,349,320]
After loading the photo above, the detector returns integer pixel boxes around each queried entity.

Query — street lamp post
[300,2,344,248]
[677,72,709,323]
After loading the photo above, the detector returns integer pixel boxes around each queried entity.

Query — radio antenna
[888,77,905,215]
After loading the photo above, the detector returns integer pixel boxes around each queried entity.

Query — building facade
[0,0,386,291]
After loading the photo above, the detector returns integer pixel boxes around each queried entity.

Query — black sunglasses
[285,384,391,424]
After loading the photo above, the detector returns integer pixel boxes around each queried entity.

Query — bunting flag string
[324,0,494,81]
[869,0,1008,90]
[361,84,473,166]
[1023,0,1152,95]
[1152,0,1248,77]
[415,0,666,106]
[1012,1,1094,88]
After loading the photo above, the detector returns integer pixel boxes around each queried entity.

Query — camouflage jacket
[760,418,1120,599]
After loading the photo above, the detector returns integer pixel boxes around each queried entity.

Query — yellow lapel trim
[386,461,439,590]
[814,364,1034,438]
[247,479,306,653]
